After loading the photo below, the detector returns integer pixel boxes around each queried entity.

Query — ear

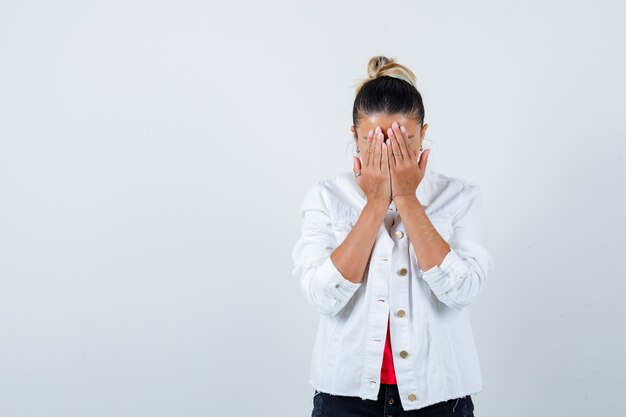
[420,123,428,141]
[350,125,359,142]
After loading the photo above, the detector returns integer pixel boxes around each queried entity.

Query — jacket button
[396,309,406,318]
[398,268,408,276]
[399,350,408,358]
[408,393,417,401]
[394,230,404,239]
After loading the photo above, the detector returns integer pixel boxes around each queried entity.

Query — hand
[384,121,431,199]
[353,126,391,203]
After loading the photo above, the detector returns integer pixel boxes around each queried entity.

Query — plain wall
[1,0,624,416]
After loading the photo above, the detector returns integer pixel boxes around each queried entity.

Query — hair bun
[367,56,393,78]
[365,55,417,89]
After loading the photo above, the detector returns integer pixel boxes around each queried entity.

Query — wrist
[392,194,419,207]
[391,193,415,199]
[365,198,391,213]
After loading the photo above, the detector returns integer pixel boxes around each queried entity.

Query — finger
[353,156,362,176]
[419,149,430,174]
[388,123,405,162]
[387,141,395,198]
[381,140,389,175]
[366,127,378,167]
[388,122,412,164]
[388,138,396,173]
[388,126,403,165]
[373,130,383,171]
[419,148,430,175]
[363,129,374,167]
[393,122,412,161]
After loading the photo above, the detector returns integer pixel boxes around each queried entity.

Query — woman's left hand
[385,121,431,199]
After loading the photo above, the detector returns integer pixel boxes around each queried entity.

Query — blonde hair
[354,56,418,96]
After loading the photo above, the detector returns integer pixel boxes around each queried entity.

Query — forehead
[358,113,419,131]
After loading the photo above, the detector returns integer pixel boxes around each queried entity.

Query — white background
[1,1,625,416]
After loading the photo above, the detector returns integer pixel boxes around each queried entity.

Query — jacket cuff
[420,249,471,296]
[317,256,362,302]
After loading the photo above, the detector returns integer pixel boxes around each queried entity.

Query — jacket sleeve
[420,184,496,311]
[291,182,363,317]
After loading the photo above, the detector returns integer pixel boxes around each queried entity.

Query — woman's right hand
[353,126,391,203]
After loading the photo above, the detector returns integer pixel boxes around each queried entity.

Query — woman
[291,56,495,417]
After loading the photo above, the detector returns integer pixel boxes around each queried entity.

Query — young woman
[292,56,495,417]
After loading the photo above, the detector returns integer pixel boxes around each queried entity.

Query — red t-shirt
[380,312,397,384]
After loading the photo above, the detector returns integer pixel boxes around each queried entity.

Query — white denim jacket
[291,168,495,411]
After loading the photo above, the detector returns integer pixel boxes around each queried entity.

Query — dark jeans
[311,383,475,417]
